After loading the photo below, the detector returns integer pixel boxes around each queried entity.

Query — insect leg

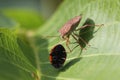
[65,37,72,52]
[71,44,79,51]
[71,33,85,49]
[93,24,103,33]
[75,24,93,31]
[79,37,90,46]
[73,32,90,47]
[75,24,104,31]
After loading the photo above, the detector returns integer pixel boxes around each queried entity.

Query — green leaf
[0,14,18,28]
[0,61,34,80]
[1,0,120,80]
[0,29,37,80]
[3,9,45,29]
[36,0,120,80]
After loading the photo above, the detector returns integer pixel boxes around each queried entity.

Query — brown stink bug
[59,15,103,52]
[59,15,82,52]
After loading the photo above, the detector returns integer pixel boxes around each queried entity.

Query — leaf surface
[0,29,36,80]
[36,0,120,80]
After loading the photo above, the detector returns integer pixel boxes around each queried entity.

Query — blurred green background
[1,0,120,80]
[0,0,62,29]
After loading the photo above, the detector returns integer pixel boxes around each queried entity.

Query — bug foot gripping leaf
[49,44,67,69]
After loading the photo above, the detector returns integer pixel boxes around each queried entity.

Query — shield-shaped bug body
[49,44,67,68]
[59,16,82,38]
[59,16,82,52]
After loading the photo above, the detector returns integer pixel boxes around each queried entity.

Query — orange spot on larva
[49,55,52,63]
